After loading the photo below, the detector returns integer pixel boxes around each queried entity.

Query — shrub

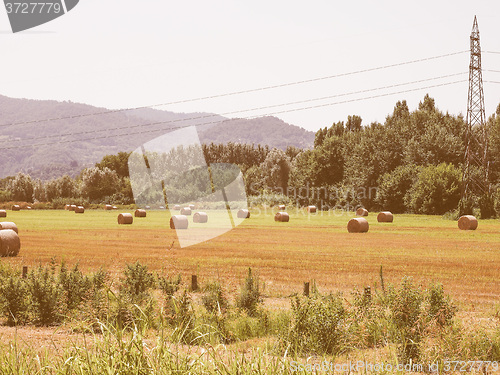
[26,265,63,325]
[165,290,196,344]
[424,283,457,327]
[59,262,92,311]
[387,277,423,363]
[286,294,346,355]
[0,276,30,325]
[202,281,228,314]
[120,261,155,304]
[157,274,181,297]
[236,268,262,316]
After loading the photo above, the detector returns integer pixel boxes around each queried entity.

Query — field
[3,207,500,308]
[1,208,500,373]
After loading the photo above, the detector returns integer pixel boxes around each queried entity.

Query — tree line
[1,95,499,217]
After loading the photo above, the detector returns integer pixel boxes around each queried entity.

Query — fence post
[191,275,198,291]
[303,282,310,297]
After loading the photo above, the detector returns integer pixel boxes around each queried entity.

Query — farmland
[3,208,500,308]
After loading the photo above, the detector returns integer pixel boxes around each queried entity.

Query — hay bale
[356,208,369,217]
[11,205,20,211]
[27,206,32,210]
[180,207,192,215]
[347,218,369,233]
[0,229,20,257]
[69,205,77,212]
[274,212,290,222]
[0,222,18,234]
[193,212,208,223]
[237,209,250,219]
[145,205,151,209]
[307,205,317,213]
[135,209,147,218]
[458,215,478,230]
[75,206,85,214]
[105,204,113,210]
[64,204,70,210]
[170,215,188,229]
[278,204,286,210]
[118,213,133,225]
[0,210,6,218]
[112,206,118,210]
[189,204,195,210]
[377,211,393,223]
[173,205,181,211]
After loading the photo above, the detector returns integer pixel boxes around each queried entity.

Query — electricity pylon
[460,16,493,218]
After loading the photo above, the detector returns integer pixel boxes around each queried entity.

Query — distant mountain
[0,95,314,179]
[198,116,314,149]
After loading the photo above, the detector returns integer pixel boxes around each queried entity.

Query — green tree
[407,163,461,214]
[81,167,120,201]
[376,164,420,213]
[95,152,131,178]
[8,173,34,202]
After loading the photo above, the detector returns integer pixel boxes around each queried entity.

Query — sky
[0,0,499,132]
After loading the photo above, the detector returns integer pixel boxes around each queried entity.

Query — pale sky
[0,0,499,132]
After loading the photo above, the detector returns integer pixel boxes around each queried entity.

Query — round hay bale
[278,204,286,210]
[145,205,151,209]
[75,206,85,214]
[347,218,369,233]
[105,204,113,210]
[193,212,208,223]
[274,212,290,222]
[237,209,250,219]
[118,213,133,225]
[11,205,20,211]
[170,215,188,229]
[0,210,6,218]
[458,215,478,230]
[64,204,70,210]
[377,211,393,223]
[0,229,20,257]
[173,205,181,211]
[69,205,77,212]
[112,206,118,210]
[27,206,32,210]
[180,207,192,215]
[307,205,317,213]
[135,209,147,218]
[189,204,195,210]
[356,208,369,217]
[0,222,18,234]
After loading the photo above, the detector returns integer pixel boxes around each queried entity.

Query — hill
[0,95,314,179]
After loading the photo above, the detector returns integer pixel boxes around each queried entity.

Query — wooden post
[191,275,198,291]
[303,282,310,297]
[22,266,28,279]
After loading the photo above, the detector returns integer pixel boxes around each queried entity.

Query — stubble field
[3,208,499,310]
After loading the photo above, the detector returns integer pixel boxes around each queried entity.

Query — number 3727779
[5,2,62,14]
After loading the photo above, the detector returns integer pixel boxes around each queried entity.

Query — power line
[1,79,466,151]
[0,72,467,145]
[0,50,468,130]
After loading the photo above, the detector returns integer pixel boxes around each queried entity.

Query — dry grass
[1,209,499,310]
